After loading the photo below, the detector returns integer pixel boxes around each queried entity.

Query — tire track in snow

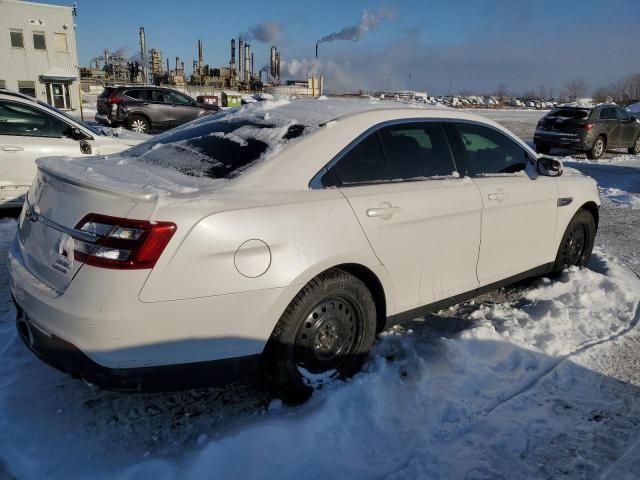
[484,280,640,417]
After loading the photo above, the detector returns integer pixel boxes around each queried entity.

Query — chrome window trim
[308,117,534,189]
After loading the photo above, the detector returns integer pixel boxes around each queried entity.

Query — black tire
[629,136,640,155]
[126,114,150,133]
[586,135,606,160]
[550,209,596,275]
[263,269,377,403]
[535,144,551,155]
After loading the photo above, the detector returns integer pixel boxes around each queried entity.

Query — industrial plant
[80,27,294,96]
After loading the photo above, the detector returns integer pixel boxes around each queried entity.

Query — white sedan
[0,90,146,208]
[8,99,600,401]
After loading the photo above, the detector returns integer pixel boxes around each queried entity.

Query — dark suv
[96,86,221,133]
[534,104,640,159]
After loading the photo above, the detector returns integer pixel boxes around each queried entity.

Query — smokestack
[275,51,280,80]
[139,27,146,83]
[270,46,277,79]
[245,43,250,82]
[230,38,236,67]
[181,61,185,72]
[315,42,318,60]
[198,39,203,65]
[251,53,254,78]
[238,37,244,82]
[166,58,169,73]
[175,56,179,70]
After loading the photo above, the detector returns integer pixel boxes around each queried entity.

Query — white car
[9,99,600,401]
[0,90,145,208]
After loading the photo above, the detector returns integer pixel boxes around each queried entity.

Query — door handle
[2,146,24,152]
[366,205,401,219]
[487,189,509,202]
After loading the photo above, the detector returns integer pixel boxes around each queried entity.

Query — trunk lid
[17,167,154,293]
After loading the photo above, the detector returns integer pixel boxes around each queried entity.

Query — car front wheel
[127,115,150,133]
[551,209,596,275]
[629,136,640,155]
[264,269,377,403]
[587,135,606,160]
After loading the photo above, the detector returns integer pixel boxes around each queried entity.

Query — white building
[0,0,79,110]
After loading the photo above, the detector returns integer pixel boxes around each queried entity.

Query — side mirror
[79,139,93,154]
[67,127,88,141]
[629,115,637,122]
[537,156,562,177]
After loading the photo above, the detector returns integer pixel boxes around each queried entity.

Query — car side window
[164,91,193,105]
[600,108,616,120]
[378,123,456,180]
[323,132,390,186]
[0,100,71,138]
[453,123,528,176]
[149,90,164,103]
[124,90,140,100]
[615,108,630,121]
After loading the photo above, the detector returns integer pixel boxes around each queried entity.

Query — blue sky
[47,0,640,94]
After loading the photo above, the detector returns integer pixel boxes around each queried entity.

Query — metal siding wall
[0,0,80,109]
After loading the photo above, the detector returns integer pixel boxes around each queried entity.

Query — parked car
[0,89,145,208]
[10,100,600,402]
[534,104,640,159]
[95,85,221,133]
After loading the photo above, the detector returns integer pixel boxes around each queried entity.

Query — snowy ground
[0,110,639,479]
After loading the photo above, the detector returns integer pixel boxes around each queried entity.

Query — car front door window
[0,101,71,138]
[164,91,193,105]
[454,123,528,176]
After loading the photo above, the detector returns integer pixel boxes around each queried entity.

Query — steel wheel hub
[566,223,586,265]
[294,296,361,371]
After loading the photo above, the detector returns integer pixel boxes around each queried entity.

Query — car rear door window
[600,108,616,120]
[378,123,456,180]
[150,90,164,103]
[451,123,528,176]
[164,91,193,105]
[124,90,140,100]
[324,133,390,186]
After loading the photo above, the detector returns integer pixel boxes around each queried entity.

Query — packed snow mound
[108,252,640,480]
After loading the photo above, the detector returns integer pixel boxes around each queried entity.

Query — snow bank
[109,253,639,480]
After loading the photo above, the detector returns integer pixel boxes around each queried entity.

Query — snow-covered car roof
[37,98,520,199]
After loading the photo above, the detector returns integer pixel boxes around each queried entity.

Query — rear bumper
[8,238,290,388]
[533,130,592,150]
[14,299,261,391]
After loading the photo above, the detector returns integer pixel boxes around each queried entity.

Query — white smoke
[244,21,283,44]
[318,8,395,44]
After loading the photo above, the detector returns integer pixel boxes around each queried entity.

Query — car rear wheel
[535,144,551,155]
[127,115,150,133]
[587,135,606,160]
[629,136,640,155]
[263,269,377,403]
[550,209,596,275]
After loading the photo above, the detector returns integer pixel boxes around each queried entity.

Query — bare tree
[495,83,508,104]
[537,86,548,101]
[592,86,612,104]
[563,79,587,102]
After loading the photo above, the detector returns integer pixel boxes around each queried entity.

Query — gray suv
[96,86,220,133]
[534,104,640,159]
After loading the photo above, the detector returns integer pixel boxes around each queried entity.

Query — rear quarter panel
[139,189,394,313]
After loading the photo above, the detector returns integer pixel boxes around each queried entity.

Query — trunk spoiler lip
[37,164,157,202]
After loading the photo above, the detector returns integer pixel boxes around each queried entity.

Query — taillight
[107,91,122,105]
[73,214,176,269]
[577,123,595,130]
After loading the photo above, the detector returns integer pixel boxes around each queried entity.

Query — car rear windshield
[124,117,306,179]
[548,108,590,119]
